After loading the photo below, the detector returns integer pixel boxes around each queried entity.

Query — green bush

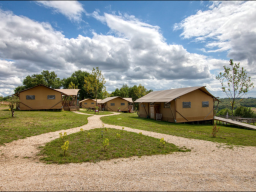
[217,108,232,116]
[234,106,255,118]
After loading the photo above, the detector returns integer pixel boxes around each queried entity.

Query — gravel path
[0,111,256,191]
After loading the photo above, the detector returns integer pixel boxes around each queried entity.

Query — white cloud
[36,1,84,22]
[174,1,256,67]
[1,8,254,97]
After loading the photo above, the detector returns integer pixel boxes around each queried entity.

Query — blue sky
[0,1,255,98]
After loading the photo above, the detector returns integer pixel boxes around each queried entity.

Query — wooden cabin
[98,96,133,112]
[79,98,102,109]
[16,85,65,110]
[55,89,80,111]
[135,86,219,123]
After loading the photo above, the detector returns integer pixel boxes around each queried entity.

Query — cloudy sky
[0,1,255,97]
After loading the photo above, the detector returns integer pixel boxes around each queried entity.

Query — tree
[14,70,62,93]
[62,70,91,100]
[68,81,78,89]
[41,70,62,88]
[84,67,106,105]
[7,96,19,117]
[216,59,254,117]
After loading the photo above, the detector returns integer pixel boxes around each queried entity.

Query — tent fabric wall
[104,97,130,112]
[80,99,97,108]
[19,85,62,110]
[175,89,214,122]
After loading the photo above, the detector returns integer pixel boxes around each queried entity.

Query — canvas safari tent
[135,86,219,123]
[79,98,102,109]
[98,96,133,112]
[16,85,66,110]
[55,89,80,111]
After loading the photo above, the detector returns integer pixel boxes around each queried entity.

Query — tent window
[183,102,191,108]
[111,103,115,106]
[121,103,125,106]
[26,95,35,100]
[91,102,94,104]
[141,104,145,107]
[84,103,87,105]
[202,101,209,107]
[47,95,55,100]
[164,102,170,108]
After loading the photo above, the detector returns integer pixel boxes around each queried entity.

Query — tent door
[150,106,155,119]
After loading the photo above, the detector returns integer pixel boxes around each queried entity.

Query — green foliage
[80,128,84,132]
[68,81,78,89]
[139,132,142,136]
[15,70,62,93]
[61,140,69,156]
[111,84,152,102]
[84,67,106,104]
[234,106,255,118]
[160,138,166,148]
[212,124,220,138]
[103,138,109,151]
[62,70,91,100]
[216,59,254,116]
[217,108,233,116]
[59,132,63,139]
[87,132,91,138]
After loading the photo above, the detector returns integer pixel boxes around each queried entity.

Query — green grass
[101,113,256,146]
[79,108,114,115]
[0,108,90,145]
[39,128,189,164]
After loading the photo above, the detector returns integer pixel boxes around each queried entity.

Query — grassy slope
[0,109,90,145]
[39,128,189,164]
[79,108,113,115]
[101,113,256,146]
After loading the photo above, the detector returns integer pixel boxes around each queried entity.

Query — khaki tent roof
[55,89,80,96]
[98,96,129,104]
[135,86,218,103]
[79,98,102,103]
[123,98,133,103]
[15,84,67,96]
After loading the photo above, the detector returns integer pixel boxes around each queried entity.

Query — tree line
[6,69,151,102]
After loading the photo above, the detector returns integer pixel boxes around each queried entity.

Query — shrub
[116,133,121,139]
[87,132,91,138]
[234,106,255,118]
[80,128,84,132]
[160,138,166,148]
[59,132,63,139]
[217,108,232,116]
[103,138,109,151]
[61,140,69,156]
[139,132,142,136]
[212,124,220,138]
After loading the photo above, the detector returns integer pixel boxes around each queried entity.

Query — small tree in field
[84,67,106,107]
[8,96,19,117]
[216,59,254,117]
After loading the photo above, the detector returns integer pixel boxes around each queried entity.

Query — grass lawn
[79,108,114,115]
[39,128,189,164]
[101,113,256,146]
[0,108,90,145]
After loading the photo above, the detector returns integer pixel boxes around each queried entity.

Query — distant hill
[215,98,256,111]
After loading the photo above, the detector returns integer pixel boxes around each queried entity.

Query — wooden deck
[214,116,256,130]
